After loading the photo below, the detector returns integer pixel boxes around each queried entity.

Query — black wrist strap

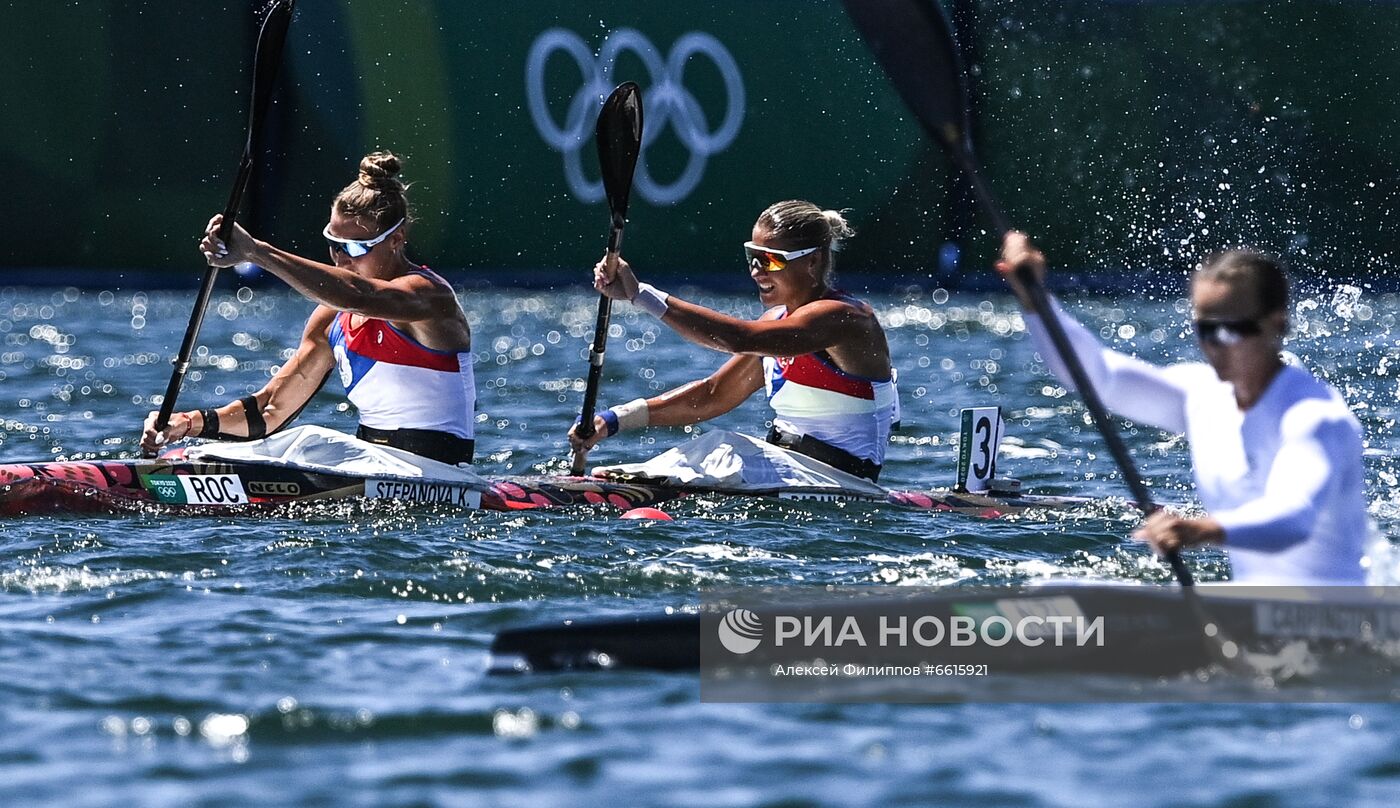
[240,395,267,439]
[197,408,221,439]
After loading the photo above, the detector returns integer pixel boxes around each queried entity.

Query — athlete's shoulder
[789,292,873,321]
[1160,361,1216,388]
[397,265,453,292]
[408,265,449,284]
[826,289,874,313]
[1276,364,1362,437]
[306,305,339,340]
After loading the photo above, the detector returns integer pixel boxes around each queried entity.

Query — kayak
[0,425,1089,518]
[488,583,1400,684]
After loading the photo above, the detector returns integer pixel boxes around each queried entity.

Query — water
[1,282,1398,806]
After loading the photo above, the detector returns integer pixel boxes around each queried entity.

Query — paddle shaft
[153,157,255,437]
[574,232,623,443]
[935,133,1195,586]
[148,1,293,451]
[939,130,1010,236]
[570,83,643,476]
[1014,265,1193,586]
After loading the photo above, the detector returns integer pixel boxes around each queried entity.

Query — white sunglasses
[743,241,821,272]
[323,218,404,258]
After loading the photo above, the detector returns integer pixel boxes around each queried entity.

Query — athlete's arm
[1024,296,1193,433]
[593,254,870,357]
[657,296,871,357]
[1134,405,1360,556]
[567,355,764,452]
[997,231,1190,433]
[646,354,765,425]
[200,214,459,323]
[141,307,337,451]
[1212,410,1359,551]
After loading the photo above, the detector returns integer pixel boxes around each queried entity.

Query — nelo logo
[525,28,745,206]
[717,608,763,655]
[248,481,301,496]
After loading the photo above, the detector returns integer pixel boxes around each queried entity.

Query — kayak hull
[489,584,1400,682]
[0,455,1087,517]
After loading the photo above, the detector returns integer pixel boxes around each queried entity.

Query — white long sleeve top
[1026,297,1368,584]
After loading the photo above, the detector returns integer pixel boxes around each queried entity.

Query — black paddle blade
[568,83,643,465]
[843,0,1009,235]
[246,0,296,153]
[842,0,971,152]
[218,0,295,241]
[596,81,644,232]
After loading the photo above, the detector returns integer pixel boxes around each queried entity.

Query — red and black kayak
[0,428,1088,518]
[0,452,1087,517]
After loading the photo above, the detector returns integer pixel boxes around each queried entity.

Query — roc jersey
[327,310,475,441]
[761,300,899,465]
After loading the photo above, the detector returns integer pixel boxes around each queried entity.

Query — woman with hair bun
[569,200,898,482]
[141,151,476,465]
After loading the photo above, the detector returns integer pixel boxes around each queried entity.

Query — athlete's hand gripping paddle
[571,82,643,476]
[147,0,295,456]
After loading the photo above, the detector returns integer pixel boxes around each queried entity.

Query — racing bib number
[956,406,1004,493]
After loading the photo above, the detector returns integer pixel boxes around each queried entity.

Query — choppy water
[1,281,1398,806]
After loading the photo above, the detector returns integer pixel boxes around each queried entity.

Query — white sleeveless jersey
[327,309,475,440]
[761,300,899,465]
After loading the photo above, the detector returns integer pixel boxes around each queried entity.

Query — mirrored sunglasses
[1193,318,1263,347]
[743,241,820,273]
[323,218,404,258]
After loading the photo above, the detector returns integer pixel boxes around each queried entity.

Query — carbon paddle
[148,0,295,454]
[571,82,644,476]
[839,0,1198,586]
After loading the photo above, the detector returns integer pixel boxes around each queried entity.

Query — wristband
[599,409,620,437]
[632,283,670,318]
[611,397,650,433]
[240,395,267,439]
[197,408,221,438]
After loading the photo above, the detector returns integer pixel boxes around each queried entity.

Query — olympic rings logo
[525,28,745,207]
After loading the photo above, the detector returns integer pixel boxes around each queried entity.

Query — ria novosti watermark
[719,603,1104,655]
[699,586,1400,703]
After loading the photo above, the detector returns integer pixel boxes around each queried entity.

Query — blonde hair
[756,200,855,281]
[332,151,409,232]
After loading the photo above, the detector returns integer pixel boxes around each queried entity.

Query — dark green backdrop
[2,1,1395,283]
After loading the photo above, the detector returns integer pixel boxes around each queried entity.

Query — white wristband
[633,283,670,318]
[612,397,650,432]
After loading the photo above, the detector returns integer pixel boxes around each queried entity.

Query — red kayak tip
[620,507,674,521]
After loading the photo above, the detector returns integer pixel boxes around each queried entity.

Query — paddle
[842,0,1262,677]
[147,0,296,455]
[570,82,644,476]
[839,0,1204,586]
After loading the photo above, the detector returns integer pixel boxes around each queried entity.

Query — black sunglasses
[1193,318,1263,347]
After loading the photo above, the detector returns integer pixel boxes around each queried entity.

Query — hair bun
[358,151,403,188]
[822,208,856,246]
